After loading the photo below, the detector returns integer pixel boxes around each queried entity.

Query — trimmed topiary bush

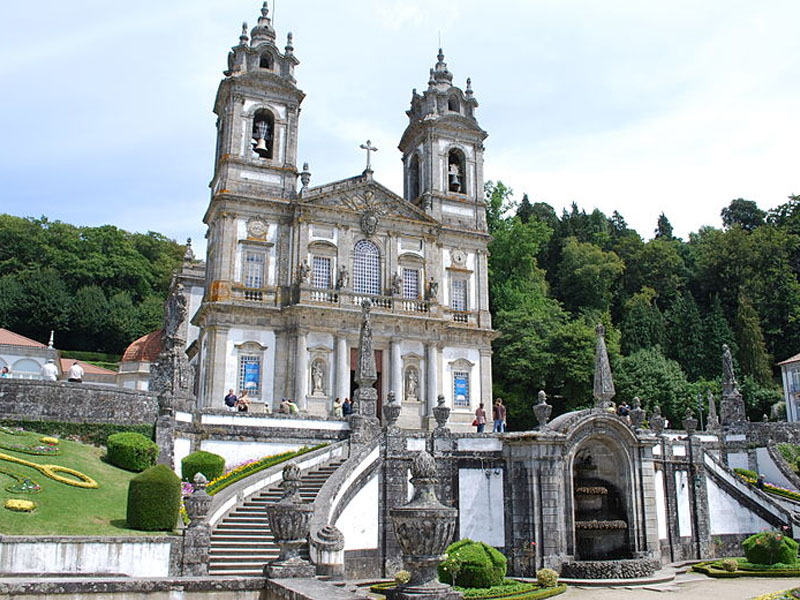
[721,558,739,572]
[537,567,559,587]
[438,539,507,588]
[181,450,225,482]
[743,530,799,566]
[126,464,181,531]
[106,432,158,472]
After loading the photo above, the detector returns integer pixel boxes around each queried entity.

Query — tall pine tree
[736,294,773,385]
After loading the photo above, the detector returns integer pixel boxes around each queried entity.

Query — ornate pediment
[302,178,437,226]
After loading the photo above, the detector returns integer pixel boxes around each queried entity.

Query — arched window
[252,109,275,159]
[408,154,421,201]
[448,95,460,112]
[259,53,273,70]
[353,240,380,295]
[447,149,466,193]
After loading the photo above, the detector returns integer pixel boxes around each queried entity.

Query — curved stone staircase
[208,458,346,577]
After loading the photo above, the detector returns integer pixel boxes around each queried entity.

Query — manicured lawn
[0,427,170,536]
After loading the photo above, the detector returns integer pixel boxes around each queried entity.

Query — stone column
[336,336,349,401]
[181,474,212,576]
[479,346,492,410]
[295,330,308,410]
[391,339,403,401]
[426,343,439,424]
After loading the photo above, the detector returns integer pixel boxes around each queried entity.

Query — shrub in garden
[438,539,507,588]
[742,530,799,566]
[181,450,225,482]
[721,558,739,572]
[126,464,181,531]
[537,567,559,587]
[106,432,158,472]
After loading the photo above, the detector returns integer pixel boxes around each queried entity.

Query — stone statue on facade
[298,259,311,284]
[336,265,349,290]
[427,277,438,301]
[311,361,324,395]
[593,324,615,409]
[406,368,419,400]
[391,272,403,296]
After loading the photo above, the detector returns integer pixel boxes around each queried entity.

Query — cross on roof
[359,140,378,172]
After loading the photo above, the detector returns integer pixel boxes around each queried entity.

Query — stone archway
[571,435,633,560]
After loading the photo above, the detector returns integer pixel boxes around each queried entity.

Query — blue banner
[244,361,260,391]
[454,373,469,405]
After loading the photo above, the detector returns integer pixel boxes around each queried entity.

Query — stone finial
[389,450,459,597]
[299,162,311,191]
[48,330,54,349]
[433,394,450,433]
[682,406,698,435]
[383,390,401,430]
[184,237,194,262]
[184,473,212,527]
[707,389,720,430]
[250,1,276,45]
[630,397,645,430]
[650,405,665,434]
[466,77,473,96]
[239,22,249,45]
[593,323,615,408]
[285,32,294,55]
[533,390,552,429]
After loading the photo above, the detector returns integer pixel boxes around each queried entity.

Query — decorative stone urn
[432,394,451,433]
[629,397,645,430]
[649,405,665,434]
[264,462,315,577]
[184,473,212,526]
[383,390,401,430]
[682,407,698,435]
[533,390,552,428]
[389,451,461,599]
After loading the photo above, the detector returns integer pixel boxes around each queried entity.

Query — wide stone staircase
[208,458,347,577]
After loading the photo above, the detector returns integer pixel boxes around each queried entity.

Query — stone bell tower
[398,49,488,232]
[208,2,304,202]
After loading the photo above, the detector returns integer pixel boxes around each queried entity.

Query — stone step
[210,541,276,548]
[209,553,279,561]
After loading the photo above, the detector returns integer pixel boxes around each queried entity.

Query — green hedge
[126,464,180,531]
[182,450,225,482]
[0,420,153,447]
[743,532,799,566]
[106,432,159,472]
[439,539,507,588]
[370,580,566,600]
[734,467,758,479]
[693,560,800,578]
[206,444,327,495]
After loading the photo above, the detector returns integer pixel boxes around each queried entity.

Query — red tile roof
[0,328,47,348]
[121,330,163,363]
[60,359,117,375]
[778,352,800,366]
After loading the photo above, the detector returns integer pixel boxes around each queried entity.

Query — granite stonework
[560,558,660,579]
[0,379,158,425]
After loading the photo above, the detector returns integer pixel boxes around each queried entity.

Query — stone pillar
[181,474,212,576]
[295,330,308,410]
[426,344,439,422]
[479,347,492,409]
[391,339,403,401]
[336,335,349,401]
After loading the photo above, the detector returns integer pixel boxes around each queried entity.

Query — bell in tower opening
[448,149,465,193]
[252,109,274,159]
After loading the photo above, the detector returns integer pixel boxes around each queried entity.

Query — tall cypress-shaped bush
[181,450,225,482]
[126,464,180,531]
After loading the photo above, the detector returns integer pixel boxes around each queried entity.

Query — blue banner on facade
[244,361,260,391]
[454,373,469,405]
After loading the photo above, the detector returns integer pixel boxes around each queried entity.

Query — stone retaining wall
[0,380,158,426]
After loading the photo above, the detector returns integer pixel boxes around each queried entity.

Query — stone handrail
[766,444,800,491]
[307,438,382,567]
[205,440,349,528]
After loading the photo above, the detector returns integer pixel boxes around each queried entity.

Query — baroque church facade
[189,4,494,430]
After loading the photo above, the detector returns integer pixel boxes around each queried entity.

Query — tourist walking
[493,398,506,433]
[67,361,84,383]
[474,403,487,433]
[224,389,238,412]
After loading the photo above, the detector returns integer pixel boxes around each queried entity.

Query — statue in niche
[336,265,349,290]
[405,367,419,400]
[427,277,438,301]
[298,259,311,284]
[311,360,325,395]
[391,272,403,295]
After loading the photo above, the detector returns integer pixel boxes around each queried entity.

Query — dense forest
[487,183,798,430]
[0,215,185,355]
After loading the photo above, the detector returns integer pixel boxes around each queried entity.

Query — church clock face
[247,218,268,239]
[452,249,467,266]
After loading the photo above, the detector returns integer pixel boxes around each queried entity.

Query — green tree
[14,269,72,343]
[664,292,705,380]
[615,346,692,426]
[701,296,737,380]
[735,294,773,385]
[623,239,686,307]
[721,198,766,232]
[654,213,674,240]
[67,286,111,352]
[484,181,514,235]
[556,237,624,313]
[621,287,665,355]
[516,193,534,224]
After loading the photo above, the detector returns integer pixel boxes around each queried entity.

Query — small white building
[778,352,800,422]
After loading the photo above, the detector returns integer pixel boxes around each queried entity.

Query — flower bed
[752,588,800,600]
[4,499,36,512]
[733,470,800,503]
[692,559,800,578]
[369,580,566,600]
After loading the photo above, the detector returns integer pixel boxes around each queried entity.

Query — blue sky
[1,1,799,255]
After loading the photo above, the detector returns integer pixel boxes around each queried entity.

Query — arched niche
[252,108,275,159]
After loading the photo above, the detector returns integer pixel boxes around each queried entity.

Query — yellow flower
[5,499,36,512]
[40,437,59,445]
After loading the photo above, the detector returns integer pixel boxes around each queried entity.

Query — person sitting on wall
[236,390,250,412]
[278,398,290,414]
[67,361,84,383]
[287,399,299,414]
[0,366,10,379]
[224,389,238,412]
[40,359,58,381]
